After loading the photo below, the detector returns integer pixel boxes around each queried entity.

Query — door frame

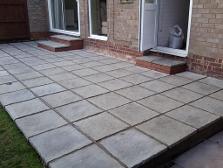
[139,0,193,58]
[47,0,81,36]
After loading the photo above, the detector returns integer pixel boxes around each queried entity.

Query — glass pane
[90,0,107,36]
[64,0,79,31]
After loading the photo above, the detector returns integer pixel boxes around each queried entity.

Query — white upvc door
[140,0,158,51]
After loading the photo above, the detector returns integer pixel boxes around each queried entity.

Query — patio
[0,42,223,168]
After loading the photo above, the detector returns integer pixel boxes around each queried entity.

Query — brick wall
[79,0,140,59]
[27,0,49,39]
[188,0,223,78]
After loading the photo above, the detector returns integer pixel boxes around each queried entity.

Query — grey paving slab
[138,95,183,113]
[58,78,92,89]
[0,89,35,106]
[137,116,196,146]
[177,72,206,81]
[120,73,153,84]
[83,73,114,83]
[175,141,223,168]
[140,80,176,93]
[115,86,155,101]
[15,71,43,81]
[62,64,84,71]
[42,91,82,108]
[159,75,192,86]
[49,144,124,168]
[105,69,133,78]
[53,61,76,67]
[15,110,67,138]
[30,125,91,163]
[72,68,99,77]
[142,70,168,79]
[73,84,109,98]
[31,83,66,97]
[210,90,223,101]
[0,70,9,76]
[75,113,128,140]
[22,77,53,88]
[0,75,17,85]
[33,63,56,71]
[88,93,131,110]
[93,64,120,72]
[190,97,223,116]
[81,61,104,68]
[200,77,223,88]
[56,100,102,122]
[166,105,219,129]
[40,67,67,76]
[109,102,158,125]
[0,82,25,94]
[5,98,49,120]
[183,82,220,95]
[125,66,149,73]
[49,73,77,82]
[162,87,203,103]
[100,129,166,168]
[98,79,132,91]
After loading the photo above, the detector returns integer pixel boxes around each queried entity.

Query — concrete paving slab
[56,100,102,122]
[49,145,124,168]
[105,69,133,78]
[88,93,131,110]
[0,82,25,95]
[58,78,92,89]
[62,64,84,71]
[210,90,223,101]
[31,83,66,96]
[120,73,153,84]
[83,73,114,83]
[159,75,192,86]
[190,97,223,116]
[40,67,67,76]
[162,87,203,103]
[73,84,109,98]
[6,98,49,120]
[137,116,196,146]
[0,89,35,106]
[200,77,223,88]
[140,80,176,93]
[177,72,206,81]
[142,70,168,79]
[98,79,133,91]
[183,82,220,95]
[15,71,43,81]
[115,86,155,101]
[100,129,166,168]
[75,113,128,140]
[49,73,77,82]
[138,95,183,113]
[23,77,53,88]
[0,75,17,85]
[109,102,158,125]
[16,110,67,138]
[29,125,91,163]
[42,91,82,108]
[166,105,219,129]
[72,68,99,77]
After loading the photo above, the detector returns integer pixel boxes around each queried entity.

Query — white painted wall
[157,0,190,48]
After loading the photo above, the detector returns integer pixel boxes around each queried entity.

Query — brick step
[38,35,84,52]
[136,55,187,74]
[50,34,83,48]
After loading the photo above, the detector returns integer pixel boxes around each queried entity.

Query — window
[89,0,108,39]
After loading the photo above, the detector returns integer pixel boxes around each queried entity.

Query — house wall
[79,0,141,60]
[27,0,49,39]
[188,0,223,78]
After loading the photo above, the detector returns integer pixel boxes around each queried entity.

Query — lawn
[0,106,44,168]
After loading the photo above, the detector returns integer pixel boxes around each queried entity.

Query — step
[136,55,187,74]
[37,40,71,52]
[50,35,83,49]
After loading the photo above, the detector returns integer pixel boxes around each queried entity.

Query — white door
[140,0,158,51]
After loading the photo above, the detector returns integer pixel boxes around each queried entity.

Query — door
[0,0,30,40]
[140,0,158,51]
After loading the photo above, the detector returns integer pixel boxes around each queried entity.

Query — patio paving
[0,42,223,168]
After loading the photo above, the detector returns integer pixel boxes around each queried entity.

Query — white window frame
[47,0,81,36]
[88,0,108,41]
